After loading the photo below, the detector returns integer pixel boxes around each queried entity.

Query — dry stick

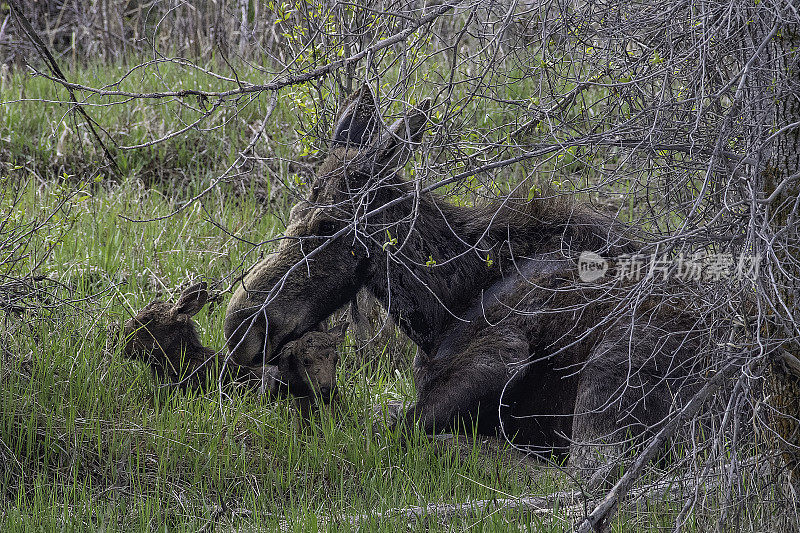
[508,69,611,140]
[119,94,278,224]
[266,469,725,531]
[94,2,458,226]
[8,0,119,175]
[25,1,463,101]
[575,360,742,533]
[266,491,578,531]
[777,348,800,377]
[337,490,583,528]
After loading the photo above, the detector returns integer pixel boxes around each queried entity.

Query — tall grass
[0,167,572,531]
[0,59,722,532]
[0,63,560,531]
[0,59,304,190]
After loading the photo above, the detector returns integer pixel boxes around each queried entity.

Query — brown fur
[123,282,346,402]
[223,86,708,478]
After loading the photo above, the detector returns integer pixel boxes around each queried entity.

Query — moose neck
[361,182,497,354]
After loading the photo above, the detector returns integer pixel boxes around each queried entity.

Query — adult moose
[224,85,706,477]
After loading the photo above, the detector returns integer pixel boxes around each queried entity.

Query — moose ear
[360,98,430,175]
[332,84,379,147]
[173,282,209,317]
[327,322,349,340]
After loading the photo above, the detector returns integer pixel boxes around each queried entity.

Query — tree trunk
[751,13,800,488]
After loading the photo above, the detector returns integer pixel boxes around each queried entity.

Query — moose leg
[399,365,509,438]
[570,333,677,488]
[570,355,630,488]
[397,328,529,438]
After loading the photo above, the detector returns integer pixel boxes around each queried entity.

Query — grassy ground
[0,60,726,531]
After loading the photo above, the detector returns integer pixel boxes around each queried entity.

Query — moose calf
[122,282,346,403]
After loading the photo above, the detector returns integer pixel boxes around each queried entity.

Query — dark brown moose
[123,282,346,403]
[223,85,706,480]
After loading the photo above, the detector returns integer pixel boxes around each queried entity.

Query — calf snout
[312,374,338,402]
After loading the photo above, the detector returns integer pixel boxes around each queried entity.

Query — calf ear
[173,282,209,317]
[277,341,298,371]
[359,99,430,176]
[327,322,349,340]
[332,84,380,148]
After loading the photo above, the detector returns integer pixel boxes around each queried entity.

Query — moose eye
[317,220,336,237]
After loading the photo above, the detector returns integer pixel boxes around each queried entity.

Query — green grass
[0,59,756,532]
[0,58,303,194]
[0,170,569,531]
[0,60,568,529]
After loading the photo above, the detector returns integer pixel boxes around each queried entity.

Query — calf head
[276,323,348,402]
[123,282,211,383]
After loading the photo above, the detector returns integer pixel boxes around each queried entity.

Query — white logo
[578,251,608,282]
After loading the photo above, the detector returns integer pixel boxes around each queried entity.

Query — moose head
[224,86,429,366]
